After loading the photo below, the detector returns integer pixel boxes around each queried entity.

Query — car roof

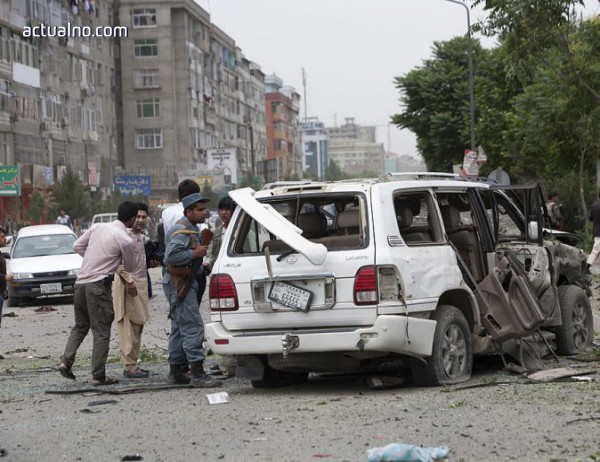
[17,224,77,238]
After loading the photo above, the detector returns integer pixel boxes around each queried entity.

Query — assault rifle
[167,228,213,319]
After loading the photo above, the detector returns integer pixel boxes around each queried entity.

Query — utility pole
[445,0,476,152]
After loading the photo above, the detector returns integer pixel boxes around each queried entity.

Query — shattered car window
[231,194,367,254]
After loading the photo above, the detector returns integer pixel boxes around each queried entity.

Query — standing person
[163,192,220,388]
[56,210,73,230]
[161,179,201,235]
[587,193,600,268]
[546,192,564,231]
[58,201,138,386]
[203,196,237,377]
[161,179,209,305]
[3,213,15,236]
[113,203,154,379]
[0,227,7,328]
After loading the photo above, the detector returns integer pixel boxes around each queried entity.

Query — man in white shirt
[161,180,201,235]
[58,201,137,386]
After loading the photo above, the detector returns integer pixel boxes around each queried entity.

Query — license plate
[268,281,312,312]
[40,283,62,294]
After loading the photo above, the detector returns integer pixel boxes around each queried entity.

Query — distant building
[327,118,384,176]
[262,74,301,182]
[301,117,328,180]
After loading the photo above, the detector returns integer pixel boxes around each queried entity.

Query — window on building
[134,39,158,57]
[0,28,9,62]
[136,98,160,118]
[83,104,97,132]
[132,8,157,27]
[135,128,163,149]
[134,69,160,88]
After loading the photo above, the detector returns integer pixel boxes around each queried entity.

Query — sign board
[207,148,237,189]
[462,147,487,177]
[114,175,152,196]
[0,165,20,196]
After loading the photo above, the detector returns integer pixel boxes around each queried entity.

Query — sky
[194,0,598,159]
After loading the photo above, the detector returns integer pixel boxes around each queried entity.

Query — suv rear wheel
[554,285,593,355]
[410,305,473,386]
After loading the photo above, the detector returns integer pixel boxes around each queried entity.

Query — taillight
[353,266,378,305]
[209,274,239,311]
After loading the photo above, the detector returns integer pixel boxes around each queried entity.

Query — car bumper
[9,276,77,298]
[206,315,437,358]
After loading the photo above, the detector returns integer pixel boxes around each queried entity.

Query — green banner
[0,165,20,196]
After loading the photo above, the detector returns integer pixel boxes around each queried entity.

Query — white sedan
[6,224,82,306]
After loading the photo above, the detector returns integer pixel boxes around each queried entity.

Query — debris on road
[367,442,449,462]
[206,391,229,404]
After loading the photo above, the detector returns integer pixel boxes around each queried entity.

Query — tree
[325,160,348,181]
[25,191,45,225]
[392,37,506,172]
[52,165,89,221]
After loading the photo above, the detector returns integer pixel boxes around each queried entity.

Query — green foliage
[25,191,45,224]
[325,160,349,181]
[51,165,89,221]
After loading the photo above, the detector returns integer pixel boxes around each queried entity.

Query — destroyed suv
[206,174,593,387]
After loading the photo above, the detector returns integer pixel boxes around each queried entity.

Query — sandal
[91,376,120,386]
[58,363,76,380]
[123,368,150,379]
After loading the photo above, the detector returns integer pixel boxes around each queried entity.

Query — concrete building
[262,73,301,183]
[117,0,267,198]
[301,117,328,180]
[0,0,121,217]
[327,118,385,176]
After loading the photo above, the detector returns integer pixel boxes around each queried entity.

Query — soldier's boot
[168,364,190,385]
[189,361,222,388]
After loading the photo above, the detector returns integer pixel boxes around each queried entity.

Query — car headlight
[11,273,34,280]
[67,269,80,276]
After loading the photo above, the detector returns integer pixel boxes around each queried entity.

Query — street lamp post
[445,0,476,152]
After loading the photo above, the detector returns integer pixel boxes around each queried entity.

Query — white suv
[206,174,593,387]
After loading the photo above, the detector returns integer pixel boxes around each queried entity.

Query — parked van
[91,213,118,225]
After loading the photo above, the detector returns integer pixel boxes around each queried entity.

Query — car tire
[7,291,23,307]
[410,305,472,386]
[554,285,593,355]
[250,361,309,388]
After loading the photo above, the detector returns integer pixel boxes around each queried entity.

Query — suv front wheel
[410,305,473,386]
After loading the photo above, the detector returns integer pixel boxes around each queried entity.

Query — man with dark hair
[58,201,138,386]
[161,179,201,235]
[546,192,564,230]
[204,195,237,377]
[163,192,220,388]
[113,203,153,379]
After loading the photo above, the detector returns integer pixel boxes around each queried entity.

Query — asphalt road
[1,268,599,461]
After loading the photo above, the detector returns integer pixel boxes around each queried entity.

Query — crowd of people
[54,179,234,387]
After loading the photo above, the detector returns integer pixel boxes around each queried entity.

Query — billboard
[113,175,152,196]
[0,165,20,196]
[207,148,237,190]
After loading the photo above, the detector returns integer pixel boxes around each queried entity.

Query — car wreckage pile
[205,173,594,387]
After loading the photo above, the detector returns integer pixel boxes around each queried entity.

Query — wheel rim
[571,301,590,350]
[441,324,467,378]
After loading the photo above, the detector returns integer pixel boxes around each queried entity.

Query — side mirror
[527,221,539,241]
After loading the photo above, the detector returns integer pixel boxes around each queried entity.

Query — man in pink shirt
[58,201,138,386]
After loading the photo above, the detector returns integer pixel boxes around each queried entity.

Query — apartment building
[327,117,384,176]
[118,0,267,198]
[262,73,301,182]
[0,0,120,217]
[1,0,285,215]
[301,117,329,180]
